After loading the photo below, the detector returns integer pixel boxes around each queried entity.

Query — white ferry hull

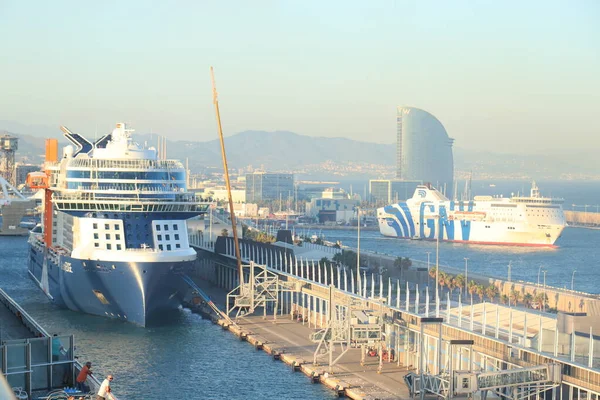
[378,217,564,247]
[377,184,566,247]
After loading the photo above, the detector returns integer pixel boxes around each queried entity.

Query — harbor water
[313,226,600,294]
[0,237,335,400]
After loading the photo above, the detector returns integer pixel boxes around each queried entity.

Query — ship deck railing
[0,289,118,400]
[46,158,183,170]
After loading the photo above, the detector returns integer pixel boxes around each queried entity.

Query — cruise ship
[27,123,209,326]
[377,182,565,247]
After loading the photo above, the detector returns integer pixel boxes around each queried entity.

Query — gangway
[226,261,286,320]
[181,274,233,325]
[405,363,561,399]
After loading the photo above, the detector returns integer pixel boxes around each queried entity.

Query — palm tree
[510,290,521,306]
[220,228,229,237]
[523,293,533,308]
[475,285,485,302]
[534,292,548,310]
[447,277,457,297]
[500,294,509,305]
[438,272,449,293]
[454,274,465,299]
[429,266,437,280]
[485,285,499,303]
[468,280,478,304]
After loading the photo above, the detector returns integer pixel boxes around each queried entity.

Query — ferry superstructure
[28,123,209,326]
[377,182,565,247]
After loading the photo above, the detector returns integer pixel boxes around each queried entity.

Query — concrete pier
[189,236,600,399]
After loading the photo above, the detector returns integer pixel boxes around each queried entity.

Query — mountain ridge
[1,121,597,179]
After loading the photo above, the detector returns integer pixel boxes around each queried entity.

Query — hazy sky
[1,1,598,154]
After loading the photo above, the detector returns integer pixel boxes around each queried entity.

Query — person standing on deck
[76,361,93,392]
[97,375,114,400]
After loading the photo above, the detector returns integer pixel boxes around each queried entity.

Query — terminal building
[396,106,454,194]
[245,172,294,202]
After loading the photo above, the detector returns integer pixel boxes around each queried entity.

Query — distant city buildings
[369,179,421,204]
[396,106,454,194]
[245,172,294,202]
[305,198,359,223]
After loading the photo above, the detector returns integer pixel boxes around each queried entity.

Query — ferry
[377,182,565,247]
[27,123,209,326]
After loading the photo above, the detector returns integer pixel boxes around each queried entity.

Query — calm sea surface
[307,227,600,294]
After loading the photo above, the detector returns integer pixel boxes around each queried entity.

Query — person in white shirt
[97,375,113,400]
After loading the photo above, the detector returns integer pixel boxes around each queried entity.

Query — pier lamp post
[426,252,431,288]
[507,261,512,308]
[464,258,469,300]
[356,206,361,296]
[543,270,547,313]
[571,270,577,291]
[434,215,441,317]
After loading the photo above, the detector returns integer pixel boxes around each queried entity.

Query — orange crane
[26,139,58,247]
